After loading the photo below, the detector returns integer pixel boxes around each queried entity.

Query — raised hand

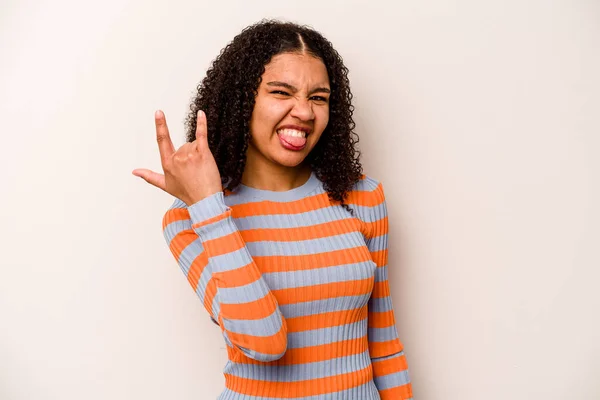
[132,110,223,206]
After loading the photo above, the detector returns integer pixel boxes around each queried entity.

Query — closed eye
[271,90,290,96]
[310,96,329,102]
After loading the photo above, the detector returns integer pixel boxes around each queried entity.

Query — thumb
[132,169,166,191]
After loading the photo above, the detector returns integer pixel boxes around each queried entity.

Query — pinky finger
[132,169,166,191]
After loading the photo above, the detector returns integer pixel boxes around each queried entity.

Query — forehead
[262,53,330,86]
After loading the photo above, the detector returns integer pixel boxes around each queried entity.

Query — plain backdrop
[1,0,599,399]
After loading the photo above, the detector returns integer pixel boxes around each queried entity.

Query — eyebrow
[266,81,331,94]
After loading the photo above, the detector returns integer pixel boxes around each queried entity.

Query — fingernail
[197,110,203,118]
[155,110,162,118]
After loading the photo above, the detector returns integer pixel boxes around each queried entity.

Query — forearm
[372,351,413,400]
[163,192,287,362]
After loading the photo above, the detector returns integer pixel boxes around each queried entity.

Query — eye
[310,96,329,102]
[271,90,290,96]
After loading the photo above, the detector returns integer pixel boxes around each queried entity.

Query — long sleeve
[365,181,414,399]
[161,191,288,362]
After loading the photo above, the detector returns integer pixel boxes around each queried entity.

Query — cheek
[316,107,330,130]
[253,100,290,130]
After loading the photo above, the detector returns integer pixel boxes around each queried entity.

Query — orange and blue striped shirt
[162,171,413,399]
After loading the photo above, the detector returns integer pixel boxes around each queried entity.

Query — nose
[289,98,315,121]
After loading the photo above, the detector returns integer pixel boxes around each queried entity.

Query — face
[247,52,330,170]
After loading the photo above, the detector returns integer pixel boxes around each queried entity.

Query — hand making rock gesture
[132,110,222,206]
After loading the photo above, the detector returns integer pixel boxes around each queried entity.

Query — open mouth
[277,127,309,150]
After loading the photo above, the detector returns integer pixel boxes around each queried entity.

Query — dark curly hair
[184,19,363,213]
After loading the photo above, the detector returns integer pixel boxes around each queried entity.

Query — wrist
[185,190,221,207]
[187,191,230,224]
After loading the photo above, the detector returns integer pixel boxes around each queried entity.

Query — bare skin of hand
[132,110,223,206]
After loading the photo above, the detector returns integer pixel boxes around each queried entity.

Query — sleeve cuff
[369,338,404,359]
[187,191,231,225]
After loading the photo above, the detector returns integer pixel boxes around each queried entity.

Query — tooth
[281,129,305,138]
[277,128,308,138]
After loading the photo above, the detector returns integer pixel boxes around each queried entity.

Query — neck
[241,155,312,192]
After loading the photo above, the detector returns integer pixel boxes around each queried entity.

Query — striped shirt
[162,171,413,399]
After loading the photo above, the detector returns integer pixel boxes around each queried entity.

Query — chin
[272,152,308,168]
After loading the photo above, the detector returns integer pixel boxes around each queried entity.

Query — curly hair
[184,19,363,214]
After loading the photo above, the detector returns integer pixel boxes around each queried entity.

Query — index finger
[155,110,175,164]
[195,110,208,143]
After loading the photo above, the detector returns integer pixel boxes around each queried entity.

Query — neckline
[236,170,321,202]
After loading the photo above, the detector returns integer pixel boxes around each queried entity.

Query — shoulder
[162,197,189,227]
[351,174,386,204]
[347,174,388,224]
[347,174,389,239]
[164,197,188,213]
[168,198,187,209]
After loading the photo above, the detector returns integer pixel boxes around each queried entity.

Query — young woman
[133,20,413,400]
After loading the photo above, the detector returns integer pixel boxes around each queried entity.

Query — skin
[242,52,330,191]
[132,51,330,203]
[132,109,222,206]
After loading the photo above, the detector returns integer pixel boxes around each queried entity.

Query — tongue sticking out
[279,132,307,147]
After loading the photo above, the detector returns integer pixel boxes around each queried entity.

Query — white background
[1,0,599,399]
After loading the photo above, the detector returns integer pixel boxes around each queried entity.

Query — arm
[162,191,288,362]
[366,181,414,399]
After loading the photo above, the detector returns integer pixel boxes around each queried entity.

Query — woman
[133,20,413,400]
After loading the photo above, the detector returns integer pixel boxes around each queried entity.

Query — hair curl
[184,19,363,213]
